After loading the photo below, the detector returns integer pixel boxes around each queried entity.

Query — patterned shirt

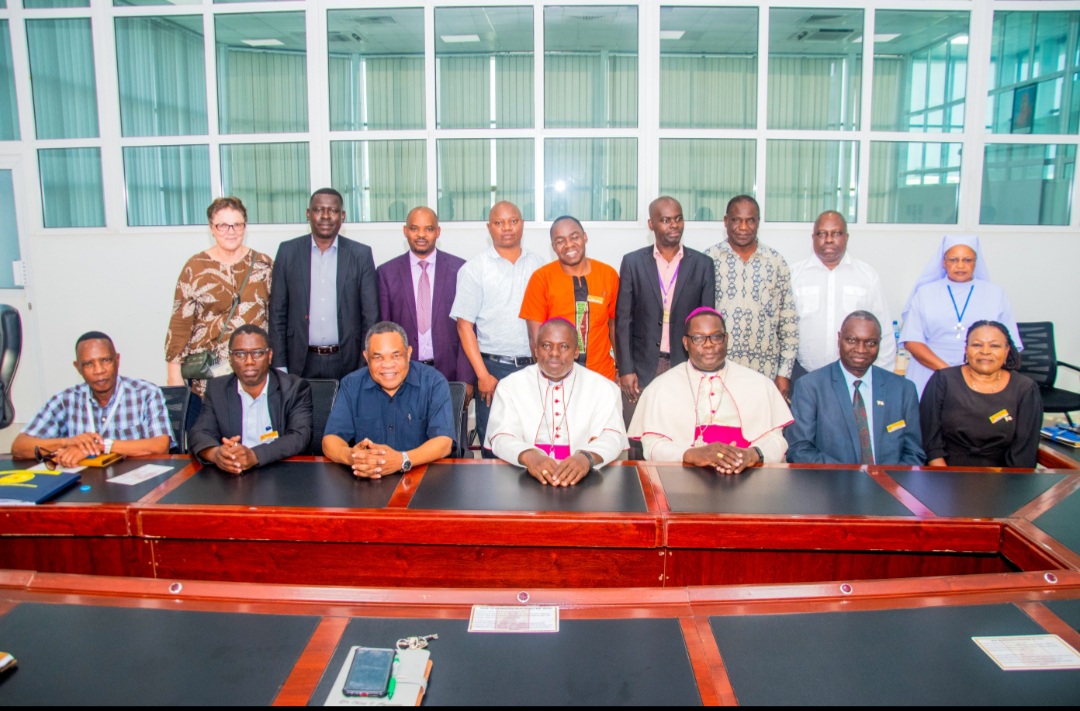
[22,375,175,446]
[705,240,799,380]
[165,249,273,396]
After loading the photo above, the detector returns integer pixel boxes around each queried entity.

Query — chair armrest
[1058,360,1080,373]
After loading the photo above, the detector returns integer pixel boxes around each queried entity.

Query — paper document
[468,605,559,633]
[973,635,1080,671]
[29,462,85,474]
[108,464,174,486]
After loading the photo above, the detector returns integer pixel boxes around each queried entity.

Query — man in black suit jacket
[269,188,379,380]
[615,196,715,424]
[189,325,313,473]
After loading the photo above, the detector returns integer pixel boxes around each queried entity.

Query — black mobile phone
[342,647,395,697]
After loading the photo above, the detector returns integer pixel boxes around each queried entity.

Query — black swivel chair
[159,386,191,454]
[306,379,340,456]
[0,305,22,430]
[448,381,468,458]
[1016,321,1080,425]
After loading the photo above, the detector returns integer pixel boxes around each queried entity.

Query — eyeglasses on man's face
[229,348,270,361]
[686,333,726,346]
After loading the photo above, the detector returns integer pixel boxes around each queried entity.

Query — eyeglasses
[34,446,60,470]
[229,348,269,361]
[687,333,726,346]
[310,207,342,216]
[213,222,246,233]
[814,230,846,240]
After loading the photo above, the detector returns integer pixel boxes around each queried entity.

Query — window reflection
[39,148,105,228]
[765,140,858,222]
[659,139,755,221]
[220,142,309,223]
[124,146,211,227]
[545,138,636,220]
[331,140,425,223]
[0,21,17,140]
[438,139,534,221]
[981,144,1075,225]
[868,142,960,224]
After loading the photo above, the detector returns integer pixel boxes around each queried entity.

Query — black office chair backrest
[0,305,23,429]
[306,378,340,456]
[159,385,191,454]
[448,381,468,457]
[1016,321,1056,388]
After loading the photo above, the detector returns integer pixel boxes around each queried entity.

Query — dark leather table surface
[886,469,1067,518]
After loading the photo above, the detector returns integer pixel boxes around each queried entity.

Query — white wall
[15,218,1079,420]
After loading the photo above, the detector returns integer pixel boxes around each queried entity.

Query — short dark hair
[364,321,410,352]
[550,215,584,238]
[229,324,269,350]
[207,196,247,222]
[310,188,344,206]
[841,310,881,334]
[726,194,759,215]
[75,331,114,356]
[966,320,1022,371]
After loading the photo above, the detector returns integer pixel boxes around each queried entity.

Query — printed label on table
[972,635,1080,671]
[468,605,559,633]
[107,464,174,486]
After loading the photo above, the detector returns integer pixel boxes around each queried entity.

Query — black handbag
[179,255,256,380]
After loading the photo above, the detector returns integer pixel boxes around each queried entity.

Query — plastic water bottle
[893,319,909,374]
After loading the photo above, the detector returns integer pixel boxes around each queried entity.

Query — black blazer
[615,245,716,386]
[188,370,313,466]
[269,234,379,374]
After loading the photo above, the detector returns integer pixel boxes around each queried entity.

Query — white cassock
[485,363,629,467]
[629,360,793,462]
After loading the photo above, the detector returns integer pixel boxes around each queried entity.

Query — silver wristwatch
[400,450,412,472]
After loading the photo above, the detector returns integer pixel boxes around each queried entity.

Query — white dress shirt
[790,252,896,373]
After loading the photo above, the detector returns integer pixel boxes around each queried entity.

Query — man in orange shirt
[519,216,619,380]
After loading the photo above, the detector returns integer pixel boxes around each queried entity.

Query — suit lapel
[830,363,863,461]
[668,249,690,308]
[266,371,282,433]
[299,235,313,322]
[402,255,420,336]
[642,249,665,307]
[871,367,888,457]
[225,376,243,438]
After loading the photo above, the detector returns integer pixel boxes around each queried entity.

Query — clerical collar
[689,361,728,377]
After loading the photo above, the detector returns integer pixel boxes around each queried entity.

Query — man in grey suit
[786,311,925,466]
[269,188,379,380]
[615,196,715,425]
[189,325,313,473]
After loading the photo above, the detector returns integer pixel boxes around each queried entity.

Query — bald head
[648,196,684,250]
[403,205,440,257]
[811,210,849,268]
[486,201,524,251]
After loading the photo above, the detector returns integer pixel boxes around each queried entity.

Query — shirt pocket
[842,285,868,313]
[795,285,820,317]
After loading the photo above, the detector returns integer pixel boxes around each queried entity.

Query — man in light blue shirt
[450,201,544,456]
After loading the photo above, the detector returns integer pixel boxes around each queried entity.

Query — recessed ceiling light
[950,35,969,45]
[441,34,480,43]
[660,30,685,40]
[852,34,900,44]
[242,39,284,47]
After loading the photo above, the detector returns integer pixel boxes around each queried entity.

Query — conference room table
[1041,440,1080,470]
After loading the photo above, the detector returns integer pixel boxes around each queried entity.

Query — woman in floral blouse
[165,197,273,422]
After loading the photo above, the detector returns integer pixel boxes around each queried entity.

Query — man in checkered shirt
[12,331,174,467]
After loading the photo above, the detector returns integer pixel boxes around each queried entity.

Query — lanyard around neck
[947,283,975,324]
[85,379,124,436]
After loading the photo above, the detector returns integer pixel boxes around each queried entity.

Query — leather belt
[418,359,435,366]
[308,345,340,355]
[481,353,536,367]
[658,352,671,359]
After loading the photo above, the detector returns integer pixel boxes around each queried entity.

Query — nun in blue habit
[899,235,1022,398]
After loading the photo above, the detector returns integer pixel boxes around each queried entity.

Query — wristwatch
[400,450,413,472]
[103,439,115,455]
[751,446,764,464]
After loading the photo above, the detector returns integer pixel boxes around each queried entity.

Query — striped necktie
[853,380,874,465]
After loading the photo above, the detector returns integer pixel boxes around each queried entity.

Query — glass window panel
[545,138,636,221]
[330,140,425,223]
[437,138,534,221]
[216,12,307,134]
[660,6,756,129]
[981,143,1075,225]
[0,170,22,289]
[220,142,309,224]
[26,18,99,140]
[0,22,18,140]
[659,139,755,221]
[1071,72,1080,134]
[123,145,211,227]
[38,148,105,228]
[768,8,862,131]
[328,8,424,131]
[545,6,638,129]
[989,11,1080,135]
[116,16,207,137]
[115,1,203,6]
[436,6,533,130]
[868,142,960,224]
[765,139,858,222]
[24,0,90,8]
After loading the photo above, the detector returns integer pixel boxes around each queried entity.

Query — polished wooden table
[0,569,1079,705]
[1041,440,1080,470]
[2,457,1080,588]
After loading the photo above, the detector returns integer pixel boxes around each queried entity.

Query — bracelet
[577,450,597,467]
[752,446,764,464]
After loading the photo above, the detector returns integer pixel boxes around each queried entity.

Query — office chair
[1016,321,1080,425]
[306,378,340,456]
[0,305,22,430]
[159,385,191,454]
[447,381,469,457]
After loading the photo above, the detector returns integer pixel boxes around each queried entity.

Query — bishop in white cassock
[630,307,792,473]
[486,319,628,486]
